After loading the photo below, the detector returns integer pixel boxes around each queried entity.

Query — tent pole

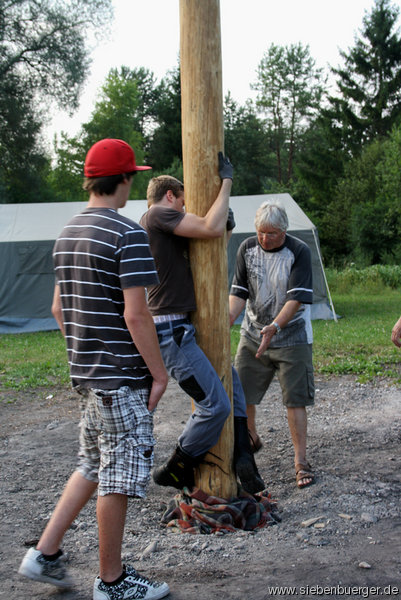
[312,228,338,323]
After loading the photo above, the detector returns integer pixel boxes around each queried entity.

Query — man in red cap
[19,139,170,600]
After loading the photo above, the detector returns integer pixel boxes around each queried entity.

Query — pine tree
[328,0,401,151]
[253,43,325,184]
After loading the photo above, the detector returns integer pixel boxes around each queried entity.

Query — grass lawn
[310,291,401,382]
[1,289,401,392]
[0,330,70,391]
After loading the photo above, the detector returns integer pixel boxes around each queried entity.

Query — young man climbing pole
[140,152,264,495]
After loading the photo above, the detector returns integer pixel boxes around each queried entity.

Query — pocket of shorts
[130,432,155,457]
[94,391,136,434]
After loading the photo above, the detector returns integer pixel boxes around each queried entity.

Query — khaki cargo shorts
[234,336,315,408]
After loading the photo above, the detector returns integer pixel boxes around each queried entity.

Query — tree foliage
[0,72,53,203]
[51,67,151,201]
[146,65,183,174]
[316,124,401,266]
[253,42,325,184]
[224,94,273,195]
[326,0,401,152]
[296,0,401,265]
[374,124,401,262]
[0,0,112,111]
[0,0,112,203]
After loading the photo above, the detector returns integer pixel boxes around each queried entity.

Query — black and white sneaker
[93,565,169,600]
[18,547,73,588]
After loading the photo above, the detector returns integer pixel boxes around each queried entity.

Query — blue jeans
[156,320,247,457]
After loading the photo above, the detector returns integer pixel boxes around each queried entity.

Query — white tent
[0,194,336,334]
[0,200,146,333]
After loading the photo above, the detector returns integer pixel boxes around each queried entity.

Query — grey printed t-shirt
[230,234,313,348]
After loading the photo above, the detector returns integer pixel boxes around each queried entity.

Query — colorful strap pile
[161,487,281,534]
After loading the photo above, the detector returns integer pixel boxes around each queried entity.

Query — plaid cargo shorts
[77,386,155,498]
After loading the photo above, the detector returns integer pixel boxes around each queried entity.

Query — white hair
[254,202,289,232]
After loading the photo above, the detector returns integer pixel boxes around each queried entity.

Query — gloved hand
[218,151,233,180]
[226,207,236,231]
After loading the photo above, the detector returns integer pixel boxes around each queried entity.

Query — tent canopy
[228,193,315,234]
[0,200,144,333]
[0,194,335,334]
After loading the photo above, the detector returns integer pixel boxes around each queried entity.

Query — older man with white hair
[229,202,315,489]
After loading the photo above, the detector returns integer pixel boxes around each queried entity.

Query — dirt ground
[0,374,400,600]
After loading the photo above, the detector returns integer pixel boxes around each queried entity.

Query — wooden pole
[179,0,237,499]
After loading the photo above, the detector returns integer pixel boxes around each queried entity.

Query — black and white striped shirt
[53,207,159,390]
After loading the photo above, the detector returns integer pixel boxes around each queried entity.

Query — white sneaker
[93,565,169,600]
[18,547,73,588]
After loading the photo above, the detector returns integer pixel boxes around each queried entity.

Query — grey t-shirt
[230,234,313,347]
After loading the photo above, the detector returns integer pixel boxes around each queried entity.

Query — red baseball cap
[84,139,152,177]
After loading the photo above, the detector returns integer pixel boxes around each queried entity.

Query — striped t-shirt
[53,207,159,390]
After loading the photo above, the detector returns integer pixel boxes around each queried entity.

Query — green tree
[320,133,401,267]
[82,68,145,149]
[84,66,160,140]
[0,0,112,111]
[146,66,183,174]
[297,0,401,254]
[331,141,383,265]
[0,73,53,203]
[374,123,401,262]
[224,94,273,195]
[50,67,152,201]
[295,114,347,215]
[47,132,88,202]
[327,0,401,152]
[252,43,325,184]
[377,124,401,202]
[0,0,113,203]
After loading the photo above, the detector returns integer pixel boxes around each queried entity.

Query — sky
[44,0,401,145]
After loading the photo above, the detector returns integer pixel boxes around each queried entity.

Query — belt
[155,318,190,331]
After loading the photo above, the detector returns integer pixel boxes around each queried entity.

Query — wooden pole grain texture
[179,0,237,498]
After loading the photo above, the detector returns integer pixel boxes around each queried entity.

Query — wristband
[272,321,281,334]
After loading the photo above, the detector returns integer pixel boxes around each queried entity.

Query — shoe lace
[133,574,152,585]
[125,566,156,587]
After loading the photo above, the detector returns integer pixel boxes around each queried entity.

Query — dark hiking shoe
[152,445,198,490]
[235,455,265,494]
[234,417,265,494]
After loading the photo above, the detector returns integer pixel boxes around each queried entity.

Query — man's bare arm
[229,295,246,327]
[174,179,232,239]
[51,284,65,336]
[173,153,233,239]
[391,315,401,348]
[123,287,168,411]
[256,300,301,358]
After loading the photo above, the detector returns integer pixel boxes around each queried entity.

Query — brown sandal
[296,462,315,489]
[248,430,263,453]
